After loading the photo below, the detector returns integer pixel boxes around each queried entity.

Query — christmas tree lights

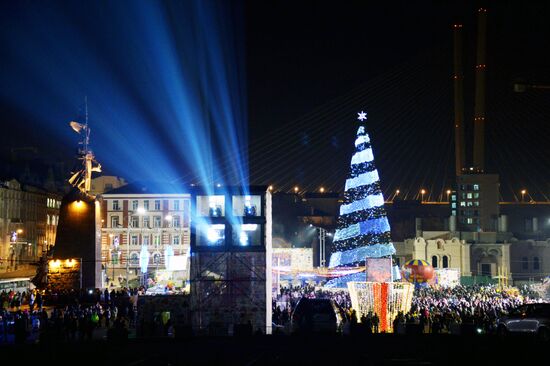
[328,111,395,269]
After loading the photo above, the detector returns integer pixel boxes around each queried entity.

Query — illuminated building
[0,178,61,272]
[98,182,191,288]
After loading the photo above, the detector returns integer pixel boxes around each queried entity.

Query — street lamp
[446,189,452,202]
[521,189,527,203]
[320,187,325,193]
[294,186,299,193]
[420,189,426,202]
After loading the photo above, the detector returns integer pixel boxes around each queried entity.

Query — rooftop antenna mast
[68,96,102,195]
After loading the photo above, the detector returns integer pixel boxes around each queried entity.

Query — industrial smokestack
[473,8,487,172]
[453,23,465,176]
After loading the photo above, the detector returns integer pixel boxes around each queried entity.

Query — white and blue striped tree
[328,111,396,271]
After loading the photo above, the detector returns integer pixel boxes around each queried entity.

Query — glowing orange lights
[49,258,78,269]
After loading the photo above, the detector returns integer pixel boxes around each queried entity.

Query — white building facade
[99,191,191,287]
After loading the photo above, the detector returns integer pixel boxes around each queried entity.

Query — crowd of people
[1,282,546,342]
[1,287,142,344]
[272,283,546,334]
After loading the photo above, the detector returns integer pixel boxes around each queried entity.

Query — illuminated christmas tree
[326,111,395,285]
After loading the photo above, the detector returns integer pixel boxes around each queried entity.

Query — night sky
[1,1,549,201]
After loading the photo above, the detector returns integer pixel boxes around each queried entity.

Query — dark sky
[1,1,549,200]
[244,0,550,200]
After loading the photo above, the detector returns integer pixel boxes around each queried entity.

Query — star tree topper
[357,111,367,121]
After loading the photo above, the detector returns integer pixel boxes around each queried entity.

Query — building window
[173,215,180,228]
[442,256,449,268]
[131,235,138,245]
[174,200,180,211]
[474,201,480,207]
[153,253,161,264]
[197,195,225,217]
[47,214,50,225]
[460,202,466,207]
[451,194,456,201]
[104,183,113,192]
[132,200,138,211]
[154,235,160,246]
[153,216,161,228]
[110,251,117,264]
[467,193,472,199]
[130,253,139,265]
[112,200,120,211]
[197,224,225,246]
[473,184,479,191]
[467,202,473,207]
[143,235,150,246]
[451,203,456,209]
[154,200,161,210]
[432,256,438,268]
[143,216,150,228]
[131,216,139,228]
[144,200,149,210]
[451,210,456,216]
[522,257,528,270]
[111,216,120,228]
[173,236,180,245]
[533,257,540,271]
[467,218,473,224]
[473,193,480,199]
[461,193,466,199]
[233,195,261,217]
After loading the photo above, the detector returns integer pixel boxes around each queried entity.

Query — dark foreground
[0,334,545,365]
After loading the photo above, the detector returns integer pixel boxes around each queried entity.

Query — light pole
[420,189,426,202]
[393,189,400,202]
[446,189,452,202]
[318,227,326,267]
[521,189,526,203]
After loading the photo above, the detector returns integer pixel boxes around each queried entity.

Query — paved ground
[0,333,545,365]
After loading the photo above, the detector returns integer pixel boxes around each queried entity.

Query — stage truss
[347,281,414,333]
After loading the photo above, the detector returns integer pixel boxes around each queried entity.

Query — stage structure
[190,186,272,335]
[347,281,414,333]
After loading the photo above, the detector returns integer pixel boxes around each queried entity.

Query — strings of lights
[327,111,395,272]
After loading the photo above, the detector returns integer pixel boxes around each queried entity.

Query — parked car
[291,298,342,334]
[496,303,550,341]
